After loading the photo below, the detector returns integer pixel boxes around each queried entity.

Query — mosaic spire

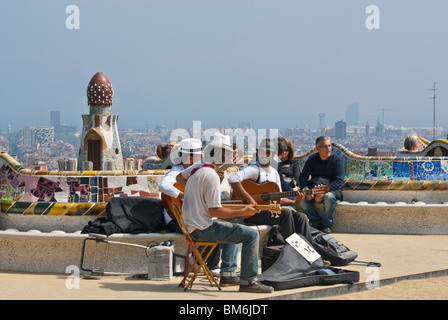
[87,72,114,107]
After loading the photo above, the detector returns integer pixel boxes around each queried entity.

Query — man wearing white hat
[160,137,225,275]
[159,138,203,232]
[229,138,314,244]
[177,133,274,293]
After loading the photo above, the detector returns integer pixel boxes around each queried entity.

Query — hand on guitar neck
[303,185,329,203]
[231,180,330,207]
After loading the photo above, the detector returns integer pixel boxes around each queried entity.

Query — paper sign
[286,233,321,264]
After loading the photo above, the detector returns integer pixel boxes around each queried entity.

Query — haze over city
[1,1,448,133]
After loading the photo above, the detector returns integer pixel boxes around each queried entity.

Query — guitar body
[231,180,281,205]
[161,182,184,219]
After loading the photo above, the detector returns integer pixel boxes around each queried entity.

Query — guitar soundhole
[261,193,270,201]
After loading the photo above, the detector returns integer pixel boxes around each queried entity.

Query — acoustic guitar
[161,182,282,219]
[231,180,330,205]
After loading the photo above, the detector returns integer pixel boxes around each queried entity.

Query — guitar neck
[222,204,281,212]
[262,190,296,201]
[260,188,326,201]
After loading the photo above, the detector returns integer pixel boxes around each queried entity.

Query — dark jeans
[244,206,313,244]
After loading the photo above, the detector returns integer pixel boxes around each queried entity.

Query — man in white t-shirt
[178,135,274,293]
[159,138,222,274]
[229,138,314,244]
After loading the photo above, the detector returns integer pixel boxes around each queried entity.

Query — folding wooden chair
[170,203,221,291]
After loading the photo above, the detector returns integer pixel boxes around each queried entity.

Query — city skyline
[1,1,448,132]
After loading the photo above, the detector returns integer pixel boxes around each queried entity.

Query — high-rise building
[318,113,325,134]
[345,103,359,126]
[375,116,383,137]
[50,111,61,132]
[23,126,54,148]
[335,120,346,140]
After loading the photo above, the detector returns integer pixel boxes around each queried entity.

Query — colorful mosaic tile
[413,161,448,181]
[392,161,410,180]
[2,139,448,216]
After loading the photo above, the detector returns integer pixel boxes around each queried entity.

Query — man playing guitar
[159,138,204,232]
[159,137,222,275]
[229,138,314,244]
[298,136,345,234]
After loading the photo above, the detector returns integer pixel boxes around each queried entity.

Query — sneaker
[210,268,220,277]
[219,276,240,287]
[322,227,332,234]
[239,280,274,293]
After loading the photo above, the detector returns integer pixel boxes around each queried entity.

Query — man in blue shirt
[298,136,345,233]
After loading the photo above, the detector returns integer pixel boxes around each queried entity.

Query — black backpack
[310,228,358,266]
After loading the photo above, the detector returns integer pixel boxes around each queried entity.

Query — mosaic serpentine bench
[1,140,448,272]
[0,226,272,274]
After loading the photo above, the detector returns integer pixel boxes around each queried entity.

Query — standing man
[178,136,274,293]
[298,136,345,233]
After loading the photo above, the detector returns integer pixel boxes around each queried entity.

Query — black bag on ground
[261,245,284,272]
[310,227,358,266]
[82,197,166,235]
[259,234,359,291]
[266,225,285,247]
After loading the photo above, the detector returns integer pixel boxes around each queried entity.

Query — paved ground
[1,233,447,300]
[321,276,448,300]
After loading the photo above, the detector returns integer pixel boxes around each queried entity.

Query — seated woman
[404,133,430,152]
[280,138,301,190]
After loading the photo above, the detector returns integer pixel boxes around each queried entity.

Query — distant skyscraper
[375,116,383,137]
[238,121,251,129]
[335,120,346,140]
[365,121,370,137]
[345,103,359,126]
[50,111,61,132]
[318,113,325,134]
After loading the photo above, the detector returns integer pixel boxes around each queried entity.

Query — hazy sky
[1,1,447,132]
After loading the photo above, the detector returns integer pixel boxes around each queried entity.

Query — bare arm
[230,181,257,206]
[209,204,259,219]
[176,173,188,189]
[418,136,431,146]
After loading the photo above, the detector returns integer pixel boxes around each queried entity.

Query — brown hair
[284,138,294,162]
[156,144,174,160]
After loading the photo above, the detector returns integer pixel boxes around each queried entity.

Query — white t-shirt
[158,165,184,199]
[228,163,281,190]
[182,167,222,232]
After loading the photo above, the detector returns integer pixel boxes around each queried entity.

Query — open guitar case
[258,234,360,291]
